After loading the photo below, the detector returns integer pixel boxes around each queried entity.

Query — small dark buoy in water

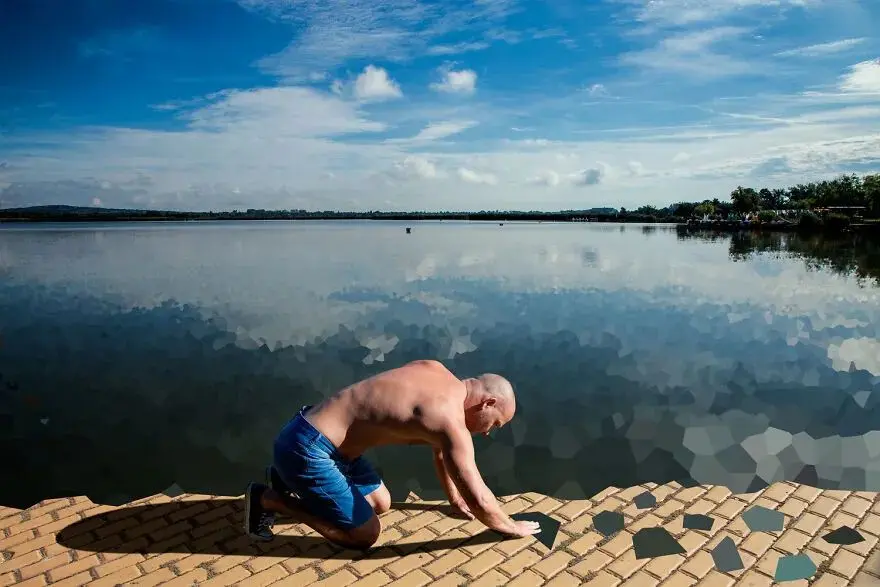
[499,223,503,226]
[405,227,411,234]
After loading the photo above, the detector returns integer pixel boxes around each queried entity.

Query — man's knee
[344,514,381,550]
[368,485,392,515]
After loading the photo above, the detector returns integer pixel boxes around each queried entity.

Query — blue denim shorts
[273,406,383,530]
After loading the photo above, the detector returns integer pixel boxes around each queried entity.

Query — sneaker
[244,482,275,541]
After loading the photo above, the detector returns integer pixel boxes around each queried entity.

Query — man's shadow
[55,498,503,560]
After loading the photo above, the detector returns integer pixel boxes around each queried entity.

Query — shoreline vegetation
[2,173,879,234]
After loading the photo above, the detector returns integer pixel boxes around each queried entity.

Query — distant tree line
[2,173,878,228]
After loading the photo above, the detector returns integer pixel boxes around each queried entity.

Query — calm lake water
[1,221,880,509]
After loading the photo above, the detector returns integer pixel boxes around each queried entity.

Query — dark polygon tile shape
[711,536,744,572]
[742,505,784,532]
[632,527,686,560]
[683,513,714,531]
[162,483,185,498]
[774,553,817,582]
[593,510,625,537]
[822,526,865,545]
[511,512,561,550]
[634,491,656,509]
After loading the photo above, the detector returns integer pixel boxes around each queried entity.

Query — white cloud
[627,0,819,28]
[457,167,498,185]
[528,170,561,187]
[353,65,403,101]
[409,120,478,142]
[393,156,439,180]
[430,68,478,94]
[839,59,880,95]
[427,41,490,56]
[586,83,610,97]
[619,27,754,78]
[628,161,646,176]
[241,0,517,81]
[775,38,866,58]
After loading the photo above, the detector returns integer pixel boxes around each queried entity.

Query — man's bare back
[243,360,541,549]
[305,360,469,457]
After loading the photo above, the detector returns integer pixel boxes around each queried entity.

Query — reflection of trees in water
[2,279,878,509]
[681,230,880,285]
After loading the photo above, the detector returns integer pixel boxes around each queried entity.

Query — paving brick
[51,570,98,587]
[761,483,796,504]
[555,500,592,521]
[47,553,101,582]
[774,529,812,554]
[581,570,622,586]
[545,570,581,587]
[505,570,548,587]
[351,571,392,587]
[398,512,440,534]
[281,566,321,585]
[128,567,177,587]
[732,570,773,586]
[620,570,661,586]
[812,573,854,587]
[498,547,542,577]
[458,549,505,578]
[385,552,434,579]
[469,569,508,587]
[200,564,252,586]
[679,549,714,580]
[609,549,650,580]
[738,530,776,558]
[791,485,823,503]
[808,496,841,518]
[531,550,573,579]
[89,564,144,587]
[430,572,467,587]
[569,549,613,579]
[839,496,873,519]
[385,569,431,587]
[643,552,686,579]
[791,511,826,536]
[828,548,863,580]
[778,497,809,519]
[860,513,880,537]
[599,530,634,558]
[163,567,211,587]
[17,551,73,580]
[698,570,735,586]
[853,571,880,586]
[423,549,470,579]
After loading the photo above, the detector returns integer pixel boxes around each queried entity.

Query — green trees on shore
[1,173,878,224]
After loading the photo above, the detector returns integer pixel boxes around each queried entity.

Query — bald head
[476,373,515,413]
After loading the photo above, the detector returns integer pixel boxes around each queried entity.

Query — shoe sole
[244,482,272,542]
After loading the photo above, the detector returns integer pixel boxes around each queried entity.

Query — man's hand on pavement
[503,519,541,538]
[449,500,475,520]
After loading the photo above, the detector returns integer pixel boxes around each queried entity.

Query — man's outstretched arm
[432,448,473,519]
[439,425,539,538]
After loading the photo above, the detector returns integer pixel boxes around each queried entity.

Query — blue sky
[1,0,879,211]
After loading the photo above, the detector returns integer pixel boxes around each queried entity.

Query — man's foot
[244,482,275,541]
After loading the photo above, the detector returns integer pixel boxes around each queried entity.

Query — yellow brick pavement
[0,482,878,585]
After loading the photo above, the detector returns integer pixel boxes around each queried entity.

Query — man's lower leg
[259,487,361,548]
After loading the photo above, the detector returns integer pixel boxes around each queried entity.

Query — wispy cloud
[426,41,491,56]
[396,120,479,143]
[624,0,820,28]
[619,26,755,78]
[775,37,866,57]
[457,167,498,185]
[241,0,519,81]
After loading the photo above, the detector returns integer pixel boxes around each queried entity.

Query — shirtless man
[243,359,540,550]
